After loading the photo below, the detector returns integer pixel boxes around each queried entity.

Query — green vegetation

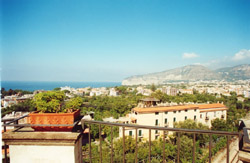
[53,87,61,91]
[82,120,228,163]
[151,90,217,104]
[1,87,33,98]
[150,84,157,92]
[33,91,66,113]
[33,91,83,113]
[81,90,144,120]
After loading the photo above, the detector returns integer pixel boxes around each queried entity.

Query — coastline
[1,81,121,91]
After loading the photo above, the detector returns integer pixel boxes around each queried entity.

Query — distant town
[2,79,250,109]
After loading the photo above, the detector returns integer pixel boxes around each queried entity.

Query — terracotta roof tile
[133,103,227,113]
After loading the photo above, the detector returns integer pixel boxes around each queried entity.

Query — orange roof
[133,103,227,113]
[198,103,226,109]
[133,105,198,113]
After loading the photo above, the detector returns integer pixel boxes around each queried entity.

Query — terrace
[2,115,250,163]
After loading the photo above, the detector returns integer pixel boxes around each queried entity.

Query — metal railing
[82,119,241,163]
[1,115,244,163]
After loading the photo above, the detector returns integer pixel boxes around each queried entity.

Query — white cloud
[232,49,250,61]
[182,52,199,59]
[200,49,250,70]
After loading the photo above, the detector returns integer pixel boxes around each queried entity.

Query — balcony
[81,119,242,163]
[2,115,249,163]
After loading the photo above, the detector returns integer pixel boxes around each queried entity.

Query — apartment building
[119,100,227,140]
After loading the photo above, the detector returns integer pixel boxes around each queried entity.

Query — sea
[1,81,121,92]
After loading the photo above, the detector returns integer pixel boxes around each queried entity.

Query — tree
[150,84,157,92]
[179,135,193,162]
[33,91,66,113]
[53,87,61,91]
[1,88,33,98]
[152,90,169,102]
[174,119,209,146]
[65,96,83,112]
[115,86,127,94]
[63,90,70,94]
[211,118,228,131]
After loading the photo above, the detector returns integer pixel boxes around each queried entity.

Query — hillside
[122,64,250,85]
[216,64,250,81]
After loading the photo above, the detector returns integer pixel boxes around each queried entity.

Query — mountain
[122,64,250,86]
[216,64,250,81]
[122,65,221,85]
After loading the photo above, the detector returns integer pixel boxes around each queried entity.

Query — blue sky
[1,0,250,82]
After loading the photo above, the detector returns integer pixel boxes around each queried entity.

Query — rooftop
[133,103,227,113]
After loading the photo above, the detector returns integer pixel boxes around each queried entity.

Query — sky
[1,0,250,82]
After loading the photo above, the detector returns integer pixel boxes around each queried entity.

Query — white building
[109,88,119,96]
[89,87,109,96]
[162,86,178,96]
[244,90,250,98]
[119,102,227,141]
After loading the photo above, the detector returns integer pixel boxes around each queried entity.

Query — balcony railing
[82,119,241,163]
[2,115,245,163]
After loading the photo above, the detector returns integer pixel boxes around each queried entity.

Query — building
[162,86,178,96]
[244,90,250,98]
[109,88,119,96]
[1,94,33,108]
[179,89,193,94]
[119,99,227,140]
[90,87,109,96]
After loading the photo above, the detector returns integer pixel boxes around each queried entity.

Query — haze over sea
[1,81,121,92]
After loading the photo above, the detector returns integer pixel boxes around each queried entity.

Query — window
[194,115,196,120]
[214,112,216,117]
[194,109,197,112]
[185,116,187,120]
[135,112,137,115]
[185,110,188,112]
[178,110,181,113]
[173,111,176,113]
[139,130,142,136]
[155,135,159,140]
[155,119,158,126]
[200,114,202,118]
[155,130,158,134]
[165,118,168,124]
[129,131,132,136]
[155,112,159,115]
[165,111,168,114]
[173,117,176,122]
